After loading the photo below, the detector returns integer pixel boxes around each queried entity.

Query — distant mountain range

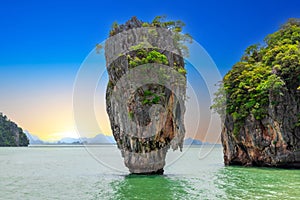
[24,131,116,145]
[24,130,45,144]
[57,134,115,144]
[24,131,207,145]
[183,138,212,145]
[183,138,202,145]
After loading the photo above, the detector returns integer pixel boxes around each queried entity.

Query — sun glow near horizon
[3,64,221,143]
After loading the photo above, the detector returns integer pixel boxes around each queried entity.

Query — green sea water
[0,145,299,199]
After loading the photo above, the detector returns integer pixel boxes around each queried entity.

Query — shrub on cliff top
[212,18,300,136]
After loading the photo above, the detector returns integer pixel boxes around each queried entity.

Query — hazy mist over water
[0,145,299,199]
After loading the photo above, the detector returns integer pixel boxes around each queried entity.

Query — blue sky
[0,0,299,141]
[1,0,300,70]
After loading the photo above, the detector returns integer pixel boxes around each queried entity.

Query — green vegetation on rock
[127,49,169,68]
[0,113,29,146]
[107,15,192,59]
[212,18,300,136]
[141,90,162,105]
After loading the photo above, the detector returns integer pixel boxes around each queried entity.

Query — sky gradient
[1,0,300,142]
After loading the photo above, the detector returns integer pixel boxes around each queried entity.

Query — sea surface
[0,145,299,200]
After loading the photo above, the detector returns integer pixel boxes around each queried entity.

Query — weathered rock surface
[105,17,187,174]
[222,89,300,168]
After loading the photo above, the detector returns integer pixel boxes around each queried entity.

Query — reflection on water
[1,146,300,199]
[92,161,300,200]
[215,166,300,199]
[109,175,188,200]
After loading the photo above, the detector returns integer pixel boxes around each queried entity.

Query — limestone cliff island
[212,19,300,168]
[0,113,29,146]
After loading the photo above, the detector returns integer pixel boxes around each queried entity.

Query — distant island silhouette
[0,113,29,146]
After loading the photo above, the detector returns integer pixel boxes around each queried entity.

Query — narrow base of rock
[123,148,168,174]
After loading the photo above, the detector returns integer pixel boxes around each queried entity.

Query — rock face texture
[105,17,187,174]
[220,19,300,168]
[222,90,300,168]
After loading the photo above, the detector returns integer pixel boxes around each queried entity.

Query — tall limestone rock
[105,17,187,174]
